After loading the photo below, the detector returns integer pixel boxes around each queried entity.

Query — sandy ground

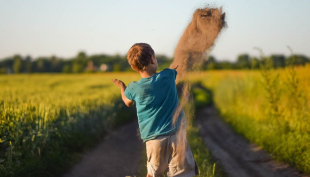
[62,121,143,177]
[197,106,309,177]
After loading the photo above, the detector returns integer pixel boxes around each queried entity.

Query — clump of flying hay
[170,7,226,81]
[171,6,226,168]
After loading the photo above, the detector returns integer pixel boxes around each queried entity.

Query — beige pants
[146,132,198,177]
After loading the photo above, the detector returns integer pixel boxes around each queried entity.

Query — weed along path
[197,106,309,177]
[62,121,143,177]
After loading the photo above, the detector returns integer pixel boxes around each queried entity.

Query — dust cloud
[170,6,226,167]
[170,7,226,81]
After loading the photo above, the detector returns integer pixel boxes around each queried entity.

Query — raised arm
[111,79,134,107]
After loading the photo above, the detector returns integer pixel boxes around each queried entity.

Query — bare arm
[111,79,134,107]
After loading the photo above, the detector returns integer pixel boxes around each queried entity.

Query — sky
[0,0,309,61]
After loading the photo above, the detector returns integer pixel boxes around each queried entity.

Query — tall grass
[0,73,140,177]
[190,64,310,174]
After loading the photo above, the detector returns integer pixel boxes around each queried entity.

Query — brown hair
[127,43,154,71]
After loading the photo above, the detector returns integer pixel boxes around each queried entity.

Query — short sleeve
[124,83,134,101]
[162,68,177,80]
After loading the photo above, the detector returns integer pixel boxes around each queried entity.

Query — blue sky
[0,0,309,61]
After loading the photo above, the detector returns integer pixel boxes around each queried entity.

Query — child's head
[127,43,155,71]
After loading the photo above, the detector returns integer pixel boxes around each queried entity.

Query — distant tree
[50,56,62,72]
[77,51,87,60]
[269,55,285,68]
[236,54,250,69]
[286,55,309,66]
[0,68,5,74]
[251,57,260,69]
[72,51,87,72]
[25,56,32,73]
[205,55,217,70]
[72,63,83,73]
[76,51,87,64]
[62,65,71,73]
[218,61,234,69]
[13,55,22,73]
[113,64,121,72]
[207,55,216,63]
[157,55,172,70]
[37,58,47,72]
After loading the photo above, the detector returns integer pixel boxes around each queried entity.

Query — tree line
[205,54,309,70]
[0,52,309,74]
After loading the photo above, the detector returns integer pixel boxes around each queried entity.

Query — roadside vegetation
[0,73,139,177]
[190,63,310,175]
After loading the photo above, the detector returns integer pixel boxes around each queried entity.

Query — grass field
[188,64,310,174]
[3,65,308,176]
[0,73,223,177]
[0,73,140,176]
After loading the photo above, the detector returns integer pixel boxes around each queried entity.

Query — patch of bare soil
[197,106,309,177]
[62,121,143,177]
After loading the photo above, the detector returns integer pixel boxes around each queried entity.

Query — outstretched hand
[111,78,133,107]
[111,79,126,88]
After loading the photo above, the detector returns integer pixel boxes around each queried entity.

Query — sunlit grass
[188,64,310,174]
[5,65,309,176]
[0,73,140,177]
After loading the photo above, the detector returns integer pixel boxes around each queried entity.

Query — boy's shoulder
[156,68,176,77]
[127,81,138,89]
[161,68,176,73]
[161,68,177,79]
[128,68,176,88]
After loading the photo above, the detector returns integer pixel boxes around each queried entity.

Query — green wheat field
[1,64,310,176]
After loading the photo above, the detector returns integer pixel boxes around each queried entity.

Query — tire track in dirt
[197,106,309,177]
[62,121,143,177]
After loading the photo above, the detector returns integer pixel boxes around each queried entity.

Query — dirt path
[61,104,309,177]
[196,106,309,177]
[62,121,143,177]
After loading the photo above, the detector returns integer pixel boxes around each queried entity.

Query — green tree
[251,57,260,69]
[72,51,87,72]
[62,65,71,73]
[205,56,217,70]
[37,58,46,72]
[13,55,22,73]
[269,55,285,68]
[218,61,234,69]
[25,56,32,73]
[50,56,62,72]
[0,68,5,74]
[236,54,250,69]
[113,64,121,72]
[77,51,87,64]
[286,55,309,66]
[72,63,83,73]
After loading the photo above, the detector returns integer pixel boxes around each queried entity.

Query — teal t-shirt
[124,68,183,142]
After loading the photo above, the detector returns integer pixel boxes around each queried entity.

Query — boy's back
[112,43,197,177]
[125,68,183,142]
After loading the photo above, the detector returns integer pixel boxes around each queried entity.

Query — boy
[112,43,198,177]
